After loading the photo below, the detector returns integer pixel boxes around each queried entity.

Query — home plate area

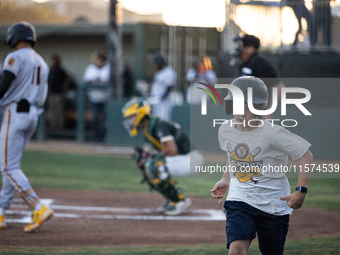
[7,198,226,223]
[1,190,339,247]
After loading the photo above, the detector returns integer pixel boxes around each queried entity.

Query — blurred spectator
[286,0,316,46]
[186,56,217,104]
[83,50,111,141]
[47,54,70,130]
[63,74,77,129]
[314,0,332,46]
[232,34,285,119]
[0,56,3,79]
[121,61,133,98]
[0,57,4,123]
[148,52,177,120]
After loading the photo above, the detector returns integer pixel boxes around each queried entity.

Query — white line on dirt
[7,199,226,223]
[6,209,226,222]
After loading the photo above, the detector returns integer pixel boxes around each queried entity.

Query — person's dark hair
[51,54,61,66]
[151,52,166,68]
[242,34,260,50]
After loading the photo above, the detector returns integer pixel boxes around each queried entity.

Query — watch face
[296,186,307,193]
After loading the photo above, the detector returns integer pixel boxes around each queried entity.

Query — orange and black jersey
[142,117,191,155]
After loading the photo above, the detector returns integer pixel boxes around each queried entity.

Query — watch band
[295,186,308,194]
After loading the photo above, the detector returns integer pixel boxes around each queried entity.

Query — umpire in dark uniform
[232,34,285,118]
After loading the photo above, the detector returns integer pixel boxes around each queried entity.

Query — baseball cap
[91,50,107,61]
[151,52,166,67]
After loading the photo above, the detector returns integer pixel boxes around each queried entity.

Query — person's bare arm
[210,156,231,205]
[161,138,178,156]
[280,150,313,209]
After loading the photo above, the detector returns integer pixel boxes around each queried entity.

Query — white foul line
[6,199,226,223]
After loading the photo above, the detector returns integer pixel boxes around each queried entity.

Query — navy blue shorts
[224,201,289,255]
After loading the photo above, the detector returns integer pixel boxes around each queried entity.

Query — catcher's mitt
[133,147,149,167]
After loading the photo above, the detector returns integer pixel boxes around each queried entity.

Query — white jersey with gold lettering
[1,48,49,108]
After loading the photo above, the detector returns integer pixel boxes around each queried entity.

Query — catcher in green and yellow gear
[122,98,204,215]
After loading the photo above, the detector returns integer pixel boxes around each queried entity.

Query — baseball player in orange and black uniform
[0,22,53,232]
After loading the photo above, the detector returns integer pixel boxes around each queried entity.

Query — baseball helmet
[5,22,37,49]
[122,98,151,137]
[224,76,268,118]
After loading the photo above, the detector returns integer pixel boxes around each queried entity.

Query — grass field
[0,150,339,255]
[18,150,340,212]
[0,236,339,254]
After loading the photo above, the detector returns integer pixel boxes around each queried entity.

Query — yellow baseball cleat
[24,205,53,233]
[0,215,6,229]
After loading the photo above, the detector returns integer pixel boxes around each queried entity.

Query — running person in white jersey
[211,76,313,255]
[0,22,53,232]
[148,52,177,120]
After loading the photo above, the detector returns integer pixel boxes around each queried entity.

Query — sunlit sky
[120,0,226,28]
[31,0,340,47]
[32,0,226,28]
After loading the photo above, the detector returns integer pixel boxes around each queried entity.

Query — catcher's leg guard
[145,154,185,203]
[139,164,157,191]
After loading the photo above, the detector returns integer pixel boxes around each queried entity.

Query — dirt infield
[1,189,340,248]
[0,140,337,248]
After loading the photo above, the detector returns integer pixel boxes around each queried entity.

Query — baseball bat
[250,147,261,157]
